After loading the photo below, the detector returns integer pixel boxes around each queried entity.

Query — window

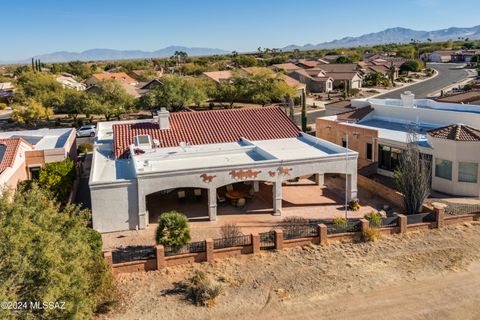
[435,159,452,180]
[134,135,151,146]
[458,162,478,183]
[342,137,347,148]
[29,166,41,180]
[366,143,373,161]
[378,145,402,172]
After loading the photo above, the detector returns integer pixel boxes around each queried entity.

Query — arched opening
[216,180,273,216]
[146,187,209,223]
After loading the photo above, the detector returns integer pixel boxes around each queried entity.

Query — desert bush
[364,211,382,227]
[187,270,222,307]
[349,88,361,96]
[362,227,379,242]
[348,199,361,211]
[220,223,243,239]
[156,211,191,247]
[332,216,348,230]
[0,103,7,110]
[77,142,93,154]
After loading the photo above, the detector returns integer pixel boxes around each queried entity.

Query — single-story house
[89,107,358,232]
[0,128,77,191]
[56,76,86,91]
[85,72,138,87]
[289,69,333,93]
[316,91,480,196]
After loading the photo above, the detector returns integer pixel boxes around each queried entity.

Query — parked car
[76,125,96,137]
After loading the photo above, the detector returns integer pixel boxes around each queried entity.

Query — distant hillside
[3,46,229,64]
[283,25,480,51]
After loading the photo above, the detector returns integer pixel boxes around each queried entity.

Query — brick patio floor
[102,175,397,250]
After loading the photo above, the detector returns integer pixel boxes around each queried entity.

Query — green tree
[38,158,77,203]
[156,211,191,247]
[363,72,389,87]
[0,184,115,319]
[87,79,135,120]
[400,60,423,74]
[12,99,53,126]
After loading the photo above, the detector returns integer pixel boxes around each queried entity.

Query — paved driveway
[376,63,470,99]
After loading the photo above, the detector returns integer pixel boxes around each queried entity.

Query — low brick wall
[106,209,480,275]
[112,259,157,274]
[357,174,403,208]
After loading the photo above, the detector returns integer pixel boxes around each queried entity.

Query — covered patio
[102,175,392,250]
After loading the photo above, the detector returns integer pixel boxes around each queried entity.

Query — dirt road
[100,223,480,320]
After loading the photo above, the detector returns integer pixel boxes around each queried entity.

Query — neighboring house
[202,68,305,94]
[0,138,34,191]
[89,107,358,232]
[289,69,333,93]
[139,78,164,91]
[425,50,457,63]
[327,72,363,89]
[0,128,77,190]
[316,91,480,197]
[202,70,234,83]
[56,76,86,91]
[434,90,480,105]
[270,63,301,73]
[85,72,138,87]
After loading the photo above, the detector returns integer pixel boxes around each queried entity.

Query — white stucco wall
[90,180,139,233]
[430,137,480,197]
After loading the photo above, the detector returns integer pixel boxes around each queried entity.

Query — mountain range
[1,46,229,64]
[282,25,480,51]
[2,25,480,64]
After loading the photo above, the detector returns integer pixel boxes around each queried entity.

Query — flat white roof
[90,126,353,184]
[0,128,73,149]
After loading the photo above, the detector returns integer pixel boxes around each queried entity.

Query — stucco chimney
[157,108,170,129]
[400,91,415,108]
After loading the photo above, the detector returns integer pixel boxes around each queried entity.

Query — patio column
[346,172,358,201]
[208,187,217,221]
[253,181,259,192]
[273,181,282,216]
[315,173,324,186]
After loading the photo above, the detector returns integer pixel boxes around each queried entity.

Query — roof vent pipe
[157,108,170,129]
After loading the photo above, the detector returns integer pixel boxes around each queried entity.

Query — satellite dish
[153,139,160,148]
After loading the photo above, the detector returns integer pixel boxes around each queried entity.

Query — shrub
[156,211,191,247]
[349,88,361,96]
[362,227,379,242]
[187,270,222,307]
[0,184,115,319]
[348,199,361,211]
[220,223,243,239]
[364,211,382,227]
[78,142,93,154]
[38,158,77,203]
[332,216,348,230]
[0,103,7,110]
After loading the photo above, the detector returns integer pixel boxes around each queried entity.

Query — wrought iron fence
[112,246,156,264]
[259,231,275,250]
[283,224,319,240]
[407,212,435,225]
[327,221,361,234]
[164,240,206,257]
[213,235,252,249]
[381,216,398,228]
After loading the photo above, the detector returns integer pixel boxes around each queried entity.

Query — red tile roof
[0,138,31,173]
[113,106,301,158]
[92,73,137,84]
[427,124,480,141]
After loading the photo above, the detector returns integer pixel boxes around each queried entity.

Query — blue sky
[2,0,480,61]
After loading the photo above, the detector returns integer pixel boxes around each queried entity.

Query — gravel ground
[98,222,480,320]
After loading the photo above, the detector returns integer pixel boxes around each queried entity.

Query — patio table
[225,190,245,205]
